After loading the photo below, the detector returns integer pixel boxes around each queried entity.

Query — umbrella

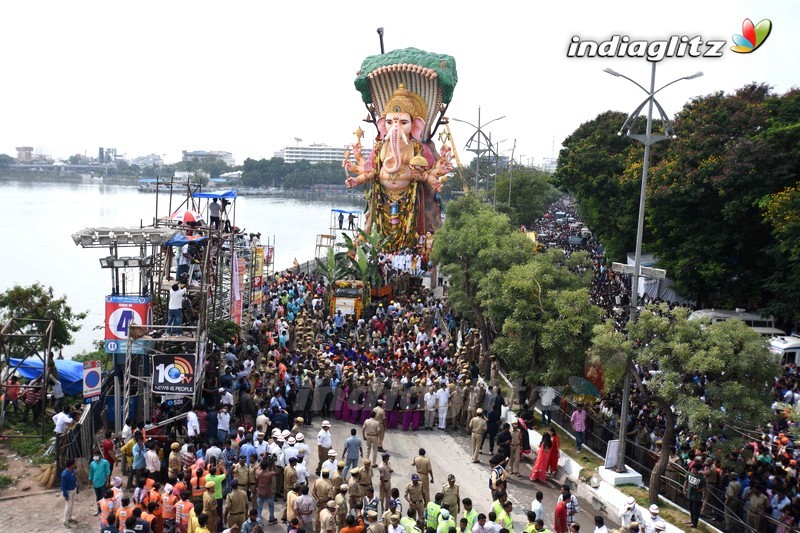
[568,376,600,397]
[170,209,203,224]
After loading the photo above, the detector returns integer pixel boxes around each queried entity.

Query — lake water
[0,179,361,355]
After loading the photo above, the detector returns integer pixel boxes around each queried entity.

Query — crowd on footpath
[521,201,800,532]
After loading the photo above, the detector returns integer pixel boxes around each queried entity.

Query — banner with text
[253,246,264,306]
[104,295,153,355]
[152,354,196,395]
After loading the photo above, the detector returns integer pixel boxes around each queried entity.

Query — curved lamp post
[605,63,702,474]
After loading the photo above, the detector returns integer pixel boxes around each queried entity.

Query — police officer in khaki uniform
[366,509,386,533]
[348,468,365,509]
[412,448,434,503]
[335,484,349,528]
[441,474,460,516]
[404,474,425,521]
[377,452,394,512]
[168,442,182,480]
[509,421,522,476]
[374,400,387,452]
[319,500,337,533]
[332,460,345,490]
[363,411,381,463]
[223,479,249,530]
[468,409,487,463]
[360,458,375,493]
[312,468,335,532]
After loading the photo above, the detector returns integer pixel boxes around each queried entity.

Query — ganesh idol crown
[343,47,458,253]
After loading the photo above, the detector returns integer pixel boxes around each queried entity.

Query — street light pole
[606,62,702,474]
[452,111,505,195]
[476,107,482,192]
[508,139,516,205]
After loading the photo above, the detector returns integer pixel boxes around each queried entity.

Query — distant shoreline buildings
[275,143,347,164]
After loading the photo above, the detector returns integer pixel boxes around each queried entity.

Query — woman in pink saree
[530,432,553,482]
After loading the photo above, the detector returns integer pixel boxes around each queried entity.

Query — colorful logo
[730,18,772,53]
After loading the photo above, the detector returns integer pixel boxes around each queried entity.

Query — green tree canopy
[0,283,87,351]
[554,85,800,329]
[590,305,778,502]
[432,194,533,353]
[494,166,560,228]
[480,249,602,384]
[645,84,799,309]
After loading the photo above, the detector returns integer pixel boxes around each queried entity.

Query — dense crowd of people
[68,258,599,533]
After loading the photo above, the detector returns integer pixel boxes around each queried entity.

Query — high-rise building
[15,146,33,163]
[539,157,558,174]
[276,144,347,164]
[182,150,235,167]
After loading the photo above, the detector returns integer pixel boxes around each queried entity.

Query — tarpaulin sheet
[8,358,84,396]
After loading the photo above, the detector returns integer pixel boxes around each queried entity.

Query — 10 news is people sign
[151,354,196,395]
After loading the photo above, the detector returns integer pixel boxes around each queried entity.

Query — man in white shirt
[424,387,437,430]
[435,383,450,430]
[531,491,545,523]
[295,455,310,485]
[52,407,73,434]
[186,406,200,437]
[619,496,645,527]
[145,442,161,478]
[642,504,666,533]
[219,388,234,409]
[540,386,556,426]
[594,515,610,533]
[166,283,187,336]
[50,375,65,412]
[317,421,333,475]
[217,406,231,443]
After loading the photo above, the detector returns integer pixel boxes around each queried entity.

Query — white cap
[219,388,225,393]
[287,437,296,445]
[626,496,636,508]
[281,430,291,438]
[296,433,304,442]
[272,428,280,436]
[649,504,659,514]
[322,420,331,427]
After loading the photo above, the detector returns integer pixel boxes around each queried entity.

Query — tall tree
[645,84,797,308]
[590,305,778,503]
[432,194,533,356]
[480,249,602,384]
[0,283,87,351]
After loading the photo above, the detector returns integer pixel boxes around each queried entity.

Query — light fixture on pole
[452,109,505,193]
[605,63,702,474]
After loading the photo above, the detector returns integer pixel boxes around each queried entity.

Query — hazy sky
[2,1,797,166]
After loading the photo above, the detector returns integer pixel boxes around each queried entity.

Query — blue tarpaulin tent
[164,232,209,247]
[8,358,85,396]
[191,189,238,199]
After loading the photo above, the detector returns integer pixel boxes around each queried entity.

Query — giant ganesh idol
[344,48,458,252]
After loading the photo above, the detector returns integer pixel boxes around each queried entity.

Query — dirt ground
[0,446,92,531]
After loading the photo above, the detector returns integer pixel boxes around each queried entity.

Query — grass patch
[618,485,716,533]
[8,437,49,458]
[0,474,15,489]
[0,461,8,471]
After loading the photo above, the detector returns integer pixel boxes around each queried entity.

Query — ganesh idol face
[384,112,413,140]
